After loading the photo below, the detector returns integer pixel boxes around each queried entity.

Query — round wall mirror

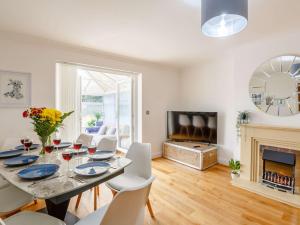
[249,55,300,116]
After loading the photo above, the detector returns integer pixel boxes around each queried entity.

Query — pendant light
[201,0,248,38]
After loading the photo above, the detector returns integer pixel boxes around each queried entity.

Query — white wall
[180,57,236,164]
[180,32,300,164]
[0,33,180,157]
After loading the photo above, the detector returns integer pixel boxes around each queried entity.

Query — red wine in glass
[62,152,73,161]
[88,146,97,155]
[45,145,54,154]
[73,143,82,150]
[53,139,61,146]
[24,140,32,152]
[62,151,73,177]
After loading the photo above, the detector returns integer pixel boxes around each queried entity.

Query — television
[167,111,217,144]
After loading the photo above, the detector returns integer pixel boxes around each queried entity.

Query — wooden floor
[23,158,300,225]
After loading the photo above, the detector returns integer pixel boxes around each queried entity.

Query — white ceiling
[0,0,299,68]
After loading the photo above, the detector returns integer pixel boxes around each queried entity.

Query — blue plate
[74,162,110,176]
[18,164,59,180]
[0,149,24,159]
[4,155,39,167]
[15,144,40,150]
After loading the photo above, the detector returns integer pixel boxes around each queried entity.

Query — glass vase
[39,135,51,155]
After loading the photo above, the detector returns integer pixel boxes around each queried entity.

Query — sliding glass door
[117,76,133,150]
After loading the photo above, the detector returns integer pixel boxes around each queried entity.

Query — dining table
[0,146,131,223]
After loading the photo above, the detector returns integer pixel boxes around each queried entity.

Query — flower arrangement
[23,107,73,154]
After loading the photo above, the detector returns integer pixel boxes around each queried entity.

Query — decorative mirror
[249,55,300,116]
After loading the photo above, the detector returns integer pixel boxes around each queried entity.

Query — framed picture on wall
[0,70,31,107]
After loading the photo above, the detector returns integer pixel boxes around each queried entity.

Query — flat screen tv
[167,111,217,144]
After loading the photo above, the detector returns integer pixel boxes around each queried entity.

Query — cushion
[4,211,65,225]
[106,127,116,135]
[98,126,107,135]
[75,205,108,225]
[106,174,147,191]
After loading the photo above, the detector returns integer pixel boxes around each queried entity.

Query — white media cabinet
[163,141,217,170]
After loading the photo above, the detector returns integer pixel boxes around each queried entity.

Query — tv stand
[163,141,217,170]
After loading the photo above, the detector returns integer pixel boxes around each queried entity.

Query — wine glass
[24,139,32,152]
[44,145,54,163]
[88,145,97,155]
[45,145,54,154]
[62,150,73,178]
[88,145,97,171]
[20,137,29,150]
[73,142,82,165]
[53,136,61,156]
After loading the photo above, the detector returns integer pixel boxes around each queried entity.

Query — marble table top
[0,149,131,200]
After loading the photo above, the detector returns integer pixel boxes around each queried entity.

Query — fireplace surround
[232,124,300,208]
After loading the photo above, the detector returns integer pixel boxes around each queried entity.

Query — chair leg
[94,187,97,211]
[75,193,82,209]
[110,189,117,197]
[146,199,155,218]
[34,199,37,204]
[97,186,100,196]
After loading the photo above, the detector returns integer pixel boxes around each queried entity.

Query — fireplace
[261,148,296,193]
[235,124,300,208]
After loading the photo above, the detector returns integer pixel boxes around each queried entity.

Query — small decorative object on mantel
[229,159,240,180]
[0,70,31,107]
[236,111,250,136]
[22,107,73,155]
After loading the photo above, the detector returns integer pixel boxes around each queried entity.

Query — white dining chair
[97,137,117,152]
[75,177,155,225]
[75,137,117,210]
[0,138,36,217]
[0,176,9,189]
[106,142,155,218]
[3,177,154,225]
[76,133,93,147]
[0,185,34,218]
[2,211,65,225]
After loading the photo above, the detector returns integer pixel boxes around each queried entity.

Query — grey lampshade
[201,0,248,37]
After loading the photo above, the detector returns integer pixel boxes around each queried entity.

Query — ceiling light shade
[201,0,248,38]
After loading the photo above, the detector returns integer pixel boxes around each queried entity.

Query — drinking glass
[88,145,97,155]
[88,145,97,170]
[20,137,29,150]
[53,137,61,156]
[73,142,82,165]
[24,139,32,152]
[45,145,54,154]
[44,145,54,163]
[62,150,73,178]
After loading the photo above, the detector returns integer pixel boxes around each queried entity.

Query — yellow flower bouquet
[23,107,73,154]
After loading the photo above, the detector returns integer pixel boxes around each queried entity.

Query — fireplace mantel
[232,123,300,208]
